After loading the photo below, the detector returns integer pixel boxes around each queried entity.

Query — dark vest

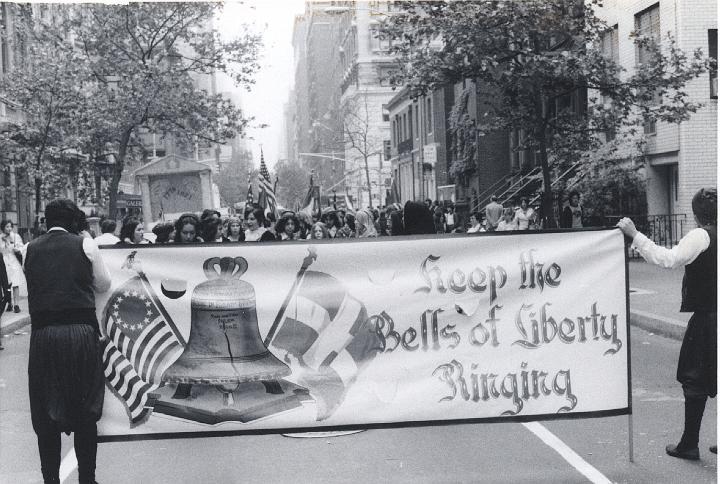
[25,230,97,328]
[681,225,717,312]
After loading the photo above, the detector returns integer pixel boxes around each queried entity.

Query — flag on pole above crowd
[257,147,277,216]
[299,172,316,218]
[245,174,254,207]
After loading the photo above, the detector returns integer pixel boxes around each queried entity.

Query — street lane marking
[59,447,77,483]
[522,422,612,484]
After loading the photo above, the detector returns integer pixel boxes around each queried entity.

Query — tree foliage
[1,3,262,223]
[380,0,712,225]
[274,160,310,210]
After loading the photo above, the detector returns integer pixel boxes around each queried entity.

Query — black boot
[667,396,707,460]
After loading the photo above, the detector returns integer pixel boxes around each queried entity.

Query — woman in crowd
[174,214,204,244]
[201,217,222,243]
[386,210,404,236]
[322,211,342,239]
[118,216,150,245]
[355,209,378,238]
[466,213,484,233]
[403,201,435,235]
[309,222,330,240]
[245,208,275,242]
[276,213,300,241]
[0,219,24,313]
[513,197,534,230]
[496,208,517,231]
[152,222,175,244]
[561,191,584,229]
[618,188,717,460]
[337,212,355,238]
[222,217,245,243]
[433,205,446,234]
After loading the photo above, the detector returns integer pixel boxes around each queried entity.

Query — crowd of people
[103,193,584,248]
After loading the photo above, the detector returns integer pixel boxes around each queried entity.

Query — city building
[597,0,717,234]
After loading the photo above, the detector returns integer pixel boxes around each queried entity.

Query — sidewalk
[0,296,30,340]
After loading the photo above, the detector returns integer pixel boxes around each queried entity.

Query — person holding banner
[617,187,717,461]
[22,199,112,484]
[174,213,204,244]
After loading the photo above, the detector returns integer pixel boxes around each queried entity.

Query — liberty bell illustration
[163,256,290,404]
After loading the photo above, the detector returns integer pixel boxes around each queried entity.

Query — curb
[0,314,31,337]
[630,310,686,341]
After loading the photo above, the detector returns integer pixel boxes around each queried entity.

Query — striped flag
[246,174,254,206]
[257,148,277,215]
[270,270,382,420]
[101,275,184,423]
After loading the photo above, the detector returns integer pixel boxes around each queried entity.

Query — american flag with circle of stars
[101,275,184,423]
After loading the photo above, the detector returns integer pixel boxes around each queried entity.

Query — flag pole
[263,246,317,346]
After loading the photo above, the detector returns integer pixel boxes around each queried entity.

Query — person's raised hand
[616,217,638,239]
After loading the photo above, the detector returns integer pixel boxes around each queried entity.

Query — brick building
[597,0,717,232]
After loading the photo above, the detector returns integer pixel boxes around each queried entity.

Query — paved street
[0,260,716,483]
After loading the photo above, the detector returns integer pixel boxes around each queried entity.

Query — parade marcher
[496,208,518,231]
[0,254,9,350]
[1,219,25,313]
[404,201,436,235]
[151,222,175,244]
[561,191,584,229]
[117,216,150,245]
[296,211,313,240]
[222,216,245,243]
[201,216,222,243]
[387,210,404,236]
[617,188,717,460]
[355,209,378,238]
[338,213,355,238]
[445,205,456,233]
[432,205,445,234]
[174,214,204,244]
[22,198,111,484]
[93,219,120,246]
[244,208,275,242]
[513,197,534,230]
[276,213,300,241]
[466,213,484,233]
[485,195,504,232]
[309,222,330,240]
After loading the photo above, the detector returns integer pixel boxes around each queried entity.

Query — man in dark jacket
[23,199,111,484]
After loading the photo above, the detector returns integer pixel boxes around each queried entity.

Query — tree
[216,162,249,208]
[0,6,95,230]
[380,0,712,226]
[65,3,261,217]
[274,160,310,210]
[343,92,383,209]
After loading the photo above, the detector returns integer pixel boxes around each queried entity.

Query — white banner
[96,229,630,441]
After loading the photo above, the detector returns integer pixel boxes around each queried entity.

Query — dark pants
[35,416,97,484]
[676,311,717,450]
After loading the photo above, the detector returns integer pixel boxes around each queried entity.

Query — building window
[383,140,391,161]
[601,24,620,63]
[710,30,717,99]
[635,4,660,66]
[402,113,407,140]
[0,4,8,75]
[382,104,390,122]
[426,97,433,134]
[408,106,414,140]
[413,103,419,138]
[636,5,660,135]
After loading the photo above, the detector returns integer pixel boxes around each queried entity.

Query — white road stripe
[523,422,612,484]
[59,447,77,483]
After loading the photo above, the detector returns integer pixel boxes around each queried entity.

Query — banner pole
[628,413,634,463]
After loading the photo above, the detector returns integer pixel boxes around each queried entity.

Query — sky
[217,0,306,171]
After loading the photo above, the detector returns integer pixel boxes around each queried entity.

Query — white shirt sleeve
[631,228,710,269]
[82,237,112,293]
